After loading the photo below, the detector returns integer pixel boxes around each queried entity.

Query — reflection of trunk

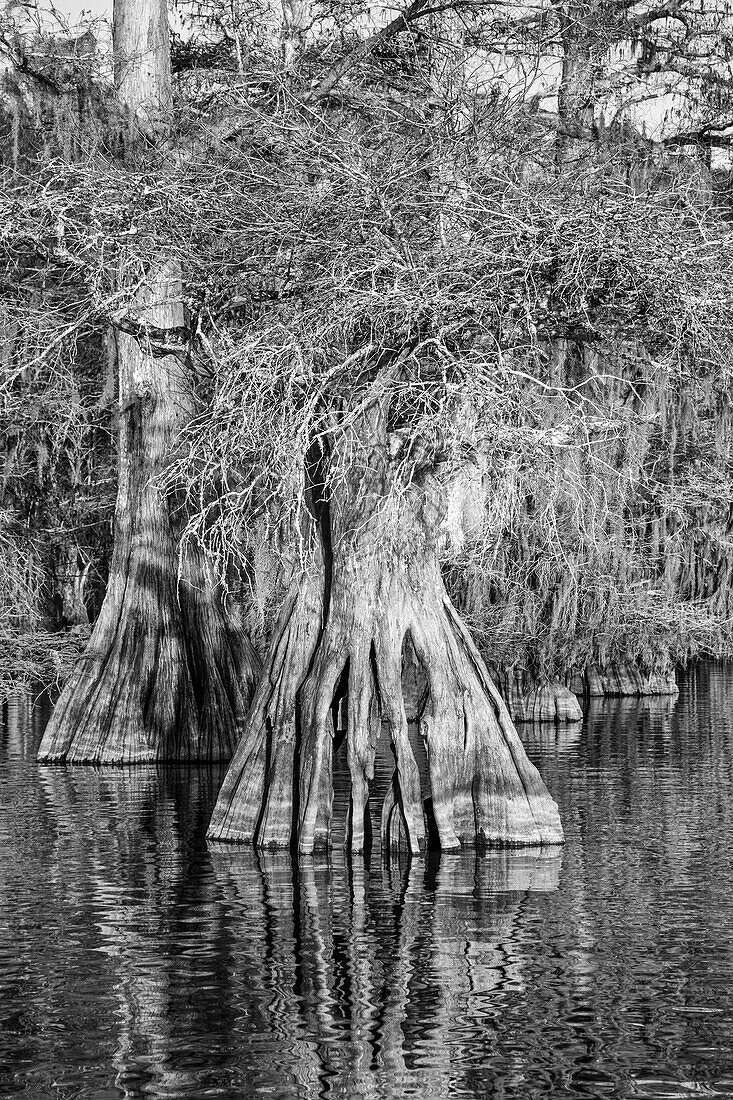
[38,0,258,763]
[3,694,52,757]
[210,395,563,851]
[210,846,562,1095]
[39,764,227,1096]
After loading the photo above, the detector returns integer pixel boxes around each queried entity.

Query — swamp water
[0,662,732,1099]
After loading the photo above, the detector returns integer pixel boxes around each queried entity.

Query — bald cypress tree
[38,0,257,765]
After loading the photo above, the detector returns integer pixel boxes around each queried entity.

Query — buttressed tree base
[37,0,258,764]
[208,392,563,853]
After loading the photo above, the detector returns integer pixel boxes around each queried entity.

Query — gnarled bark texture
[497,669,584,723]
[38,0,258,764]
[209,400,563,852]
[568,663,679,698]
[38,266,259,763]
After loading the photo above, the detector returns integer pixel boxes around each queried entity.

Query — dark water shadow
[5,669,733,1099]
[6,754,561,1099]
[207,845,562,1099]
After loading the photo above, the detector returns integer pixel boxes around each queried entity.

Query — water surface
[0,662,732,1098]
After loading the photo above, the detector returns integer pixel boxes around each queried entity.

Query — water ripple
[0,663,732,1097]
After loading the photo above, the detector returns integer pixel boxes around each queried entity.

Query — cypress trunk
[37,0,258,764]
[553,0,596,167]
[209,399,563,852]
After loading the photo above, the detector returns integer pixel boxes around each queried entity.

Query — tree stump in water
[497,669,584,723]
[569,664,679,697]
[208,401,563,853]
[37,2,259,763]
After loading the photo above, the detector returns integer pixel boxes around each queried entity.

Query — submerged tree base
[497,669,584,724]
[36,564,259,765]
[208,403,563,854]
[37,267,260,766]
[495,663,680,725]
[208,564,564,852]
[568,664,679,698]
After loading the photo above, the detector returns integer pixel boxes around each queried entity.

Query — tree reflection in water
[33,759,561,1099]
[37,765,227,1098]
[7,664,733,1099]
[211,846,561,1099]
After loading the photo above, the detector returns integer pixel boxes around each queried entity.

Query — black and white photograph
[0,0,731,1095]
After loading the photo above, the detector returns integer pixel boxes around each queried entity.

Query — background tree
[33,0,258,764]
[0,2,117,691]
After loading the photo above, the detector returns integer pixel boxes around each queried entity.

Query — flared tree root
[567,663,679,698]
[37,544,259,765]
[37,267,260,765]
[208,545,564,853]
[497,669,584,723]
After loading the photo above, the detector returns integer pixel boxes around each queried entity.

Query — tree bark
[54,543,91,627]
[113,0,173,140]
[209,391,563,852]
[497,669,584,724]
[280,0,310,68]
[37,0,258,764]
[553,0,597,168]
[38,265,258,763]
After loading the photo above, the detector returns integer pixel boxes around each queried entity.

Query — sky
[26,0,727,153]
[21,1,110,30]
[56,1,109,18]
